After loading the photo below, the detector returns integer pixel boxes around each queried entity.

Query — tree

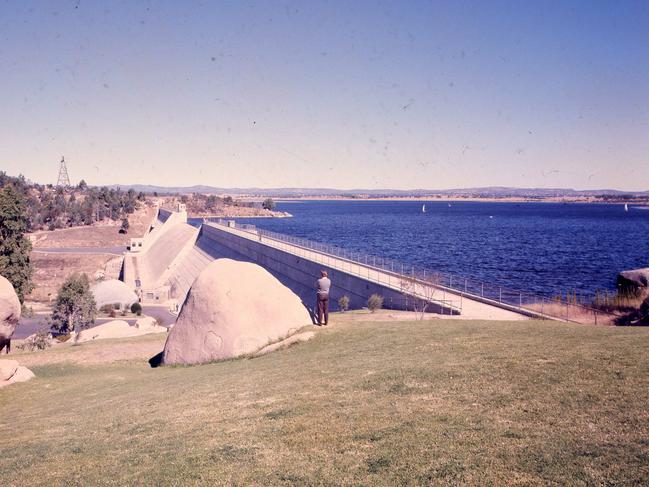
[78,179,88,190]
[262,198,276,211]
[120,217,130,234]
[0,185,34,303]
[399,273,439,320]
[51,273,96,335]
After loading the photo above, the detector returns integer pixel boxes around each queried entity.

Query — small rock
[0,359,19,381]
[0,360,34,387]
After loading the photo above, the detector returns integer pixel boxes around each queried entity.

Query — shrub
[119,217,129,234]
[99,304,113,314]
[131,302,142,316]
[367,294,383,313]
[109,309,116,318]
[18,321,52,351]
[338,295,350,312]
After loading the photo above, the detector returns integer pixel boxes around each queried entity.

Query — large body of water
[196,200,649,299]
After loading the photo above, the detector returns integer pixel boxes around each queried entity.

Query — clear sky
[1,1,647,190]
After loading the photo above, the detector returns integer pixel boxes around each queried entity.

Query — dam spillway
[122,207,528,320]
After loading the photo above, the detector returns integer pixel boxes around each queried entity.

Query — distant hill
[107,184,649,198]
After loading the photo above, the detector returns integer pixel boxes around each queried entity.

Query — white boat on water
[624,203,629,212]
[422,204,426,213]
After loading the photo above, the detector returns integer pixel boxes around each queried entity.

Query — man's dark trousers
[317,294,329,325]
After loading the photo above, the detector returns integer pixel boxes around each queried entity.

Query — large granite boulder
[0,275,21,353]
[617,268,649,295]
[162,259,311,365]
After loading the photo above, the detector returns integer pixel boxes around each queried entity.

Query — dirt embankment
[29,205,156,248]
[28,253,118,302]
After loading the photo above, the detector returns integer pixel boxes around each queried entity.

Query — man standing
[315,270,331,326]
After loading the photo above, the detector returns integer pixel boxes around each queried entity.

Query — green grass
[2,319,649,486]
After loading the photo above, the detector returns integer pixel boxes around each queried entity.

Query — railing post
[464,278,467,293]
[499,287,502,303]
[481,283,484,297]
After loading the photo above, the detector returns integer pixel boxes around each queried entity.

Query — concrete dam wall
[122,209,527,320]
[167,223,445,313]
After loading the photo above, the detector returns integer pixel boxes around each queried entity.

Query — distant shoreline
[272,196,649,205]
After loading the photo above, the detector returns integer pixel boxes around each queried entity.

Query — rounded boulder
[162,259,311,365]
[617,268,649,296]
[0,275,21,343]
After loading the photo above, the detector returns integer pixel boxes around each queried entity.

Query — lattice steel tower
[56,156,71,187]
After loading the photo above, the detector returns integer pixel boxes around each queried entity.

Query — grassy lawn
[2,317,649,486]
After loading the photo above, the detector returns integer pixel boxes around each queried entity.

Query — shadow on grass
[148,351,163,368]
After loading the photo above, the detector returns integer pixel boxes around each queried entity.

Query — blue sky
[1,1,647,190]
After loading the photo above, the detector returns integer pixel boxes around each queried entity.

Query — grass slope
[1,318,648,486]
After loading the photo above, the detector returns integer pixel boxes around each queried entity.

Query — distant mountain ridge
[108,184,649,198]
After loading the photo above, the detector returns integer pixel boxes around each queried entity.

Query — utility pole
[56,156,71,187]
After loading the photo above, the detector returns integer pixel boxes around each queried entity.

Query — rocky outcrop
[0,359,35,388]
[162,259,311,365]
[617,268,649,295]
[0,275,21,353]
[75,318,167,343]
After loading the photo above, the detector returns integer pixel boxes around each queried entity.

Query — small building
[128,238,144,252]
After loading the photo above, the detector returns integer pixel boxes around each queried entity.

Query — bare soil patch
[29,205,155,248]
[28,253,116,302]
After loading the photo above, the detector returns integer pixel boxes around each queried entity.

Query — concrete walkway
[211,223,527,321]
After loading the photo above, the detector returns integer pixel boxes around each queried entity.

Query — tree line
[0,172,145,231]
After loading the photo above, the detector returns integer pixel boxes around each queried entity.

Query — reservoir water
[193,200,649,299]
